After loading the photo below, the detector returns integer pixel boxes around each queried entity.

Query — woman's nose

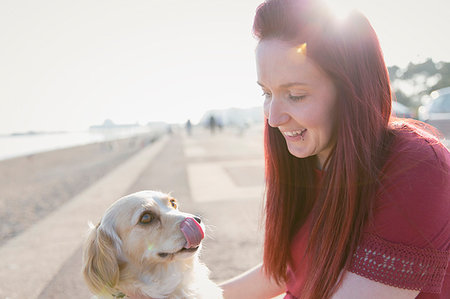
[266,98,289,127]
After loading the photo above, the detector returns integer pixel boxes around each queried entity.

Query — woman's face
[256,39,337,169]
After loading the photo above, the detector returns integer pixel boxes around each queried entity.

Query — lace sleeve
[348,232,449,293]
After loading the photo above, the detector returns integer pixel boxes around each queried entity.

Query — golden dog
[82,190,222,299]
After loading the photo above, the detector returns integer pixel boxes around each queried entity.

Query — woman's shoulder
[388,121,449,156]
[379,121,449,206]
[383,122,449,176]
[369,122,449,249]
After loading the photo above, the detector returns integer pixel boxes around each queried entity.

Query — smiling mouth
[282,129,307,139]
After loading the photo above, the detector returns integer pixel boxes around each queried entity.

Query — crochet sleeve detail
[348,232,450,293]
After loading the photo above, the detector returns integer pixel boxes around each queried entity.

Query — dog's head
[82,190,205,296]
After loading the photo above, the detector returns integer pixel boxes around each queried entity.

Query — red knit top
[285,129,450,298]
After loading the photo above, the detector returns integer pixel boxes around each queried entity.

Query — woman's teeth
[283,129,307,137]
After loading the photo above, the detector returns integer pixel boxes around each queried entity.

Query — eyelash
[261,92,306,102]
[289,95,306,101]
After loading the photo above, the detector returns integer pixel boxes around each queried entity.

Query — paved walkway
[0,125,268,299]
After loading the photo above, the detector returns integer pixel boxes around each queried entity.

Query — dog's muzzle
[180,217,204,248]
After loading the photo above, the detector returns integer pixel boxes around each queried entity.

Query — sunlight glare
[323,0,357,21]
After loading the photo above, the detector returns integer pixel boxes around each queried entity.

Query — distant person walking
[186,119,192,136]
[208,115,217,135]
[221,0,450,298]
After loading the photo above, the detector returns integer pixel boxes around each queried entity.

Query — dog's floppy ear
[82,222,120,296]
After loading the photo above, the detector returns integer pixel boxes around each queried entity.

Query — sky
[0,0,449,134]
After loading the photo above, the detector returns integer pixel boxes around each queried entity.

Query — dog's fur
[82,190,223,299]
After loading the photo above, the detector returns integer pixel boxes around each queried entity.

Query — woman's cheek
[264,99,270,119]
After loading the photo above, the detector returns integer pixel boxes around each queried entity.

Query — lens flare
[296,43,307,55]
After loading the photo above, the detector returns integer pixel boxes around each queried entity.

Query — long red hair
[254,0,394,298]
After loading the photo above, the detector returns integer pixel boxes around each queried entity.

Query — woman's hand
[220,263,286,299]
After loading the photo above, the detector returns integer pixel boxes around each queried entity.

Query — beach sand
[0,133,158,246]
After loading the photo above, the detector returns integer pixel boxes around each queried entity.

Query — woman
[221,0,449,298]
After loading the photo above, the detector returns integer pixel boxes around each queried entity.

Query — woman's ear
[82,223,120,296]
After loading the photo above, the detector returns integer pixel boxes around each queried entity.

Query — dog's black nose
[194,216,201,224]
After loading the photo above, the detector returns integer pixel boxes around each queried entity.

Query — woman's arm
[220,263,286,299]
[331,271,420,299]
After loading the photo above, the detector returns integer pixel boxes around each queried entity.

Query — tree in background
[388,59,450,112]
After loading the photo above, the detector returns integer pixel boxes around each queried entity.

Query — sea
[0,127,160,161]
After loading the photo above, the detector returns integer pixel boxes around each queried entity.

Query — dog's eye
[140,213,154,224]
[170,199,177,209]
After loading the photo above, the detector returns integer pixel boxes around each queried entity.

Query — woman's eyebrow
[257,81,308,88]
[280,82,308,88]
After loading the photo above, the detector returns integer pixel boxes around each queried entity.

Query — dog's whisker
[206,223,216,229]
[205,224,218,238]
[207,235,217,241]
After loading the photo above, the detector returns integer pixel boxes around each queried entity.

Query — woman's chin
[286,145,311,159]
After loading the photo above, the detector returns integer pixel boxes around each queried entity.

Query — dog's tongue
[180,217,204,249]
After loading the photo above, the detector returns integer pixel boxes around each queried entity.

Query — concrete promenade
[0,125,268,299]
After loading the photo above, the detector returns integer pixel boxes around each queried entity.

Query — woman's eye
[289,94,306,101]
[170,199,177,209]
[140,213,154,224]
